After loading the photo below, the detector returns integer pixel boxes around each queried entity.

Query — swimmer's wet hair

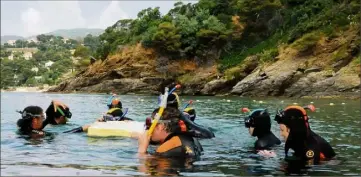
[17,106,43,133]
[152,107,182,133]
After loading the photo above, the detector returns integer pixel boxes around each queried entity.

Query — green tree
[36,34,55,43]
[73,45,91,58]
[84,34,100,54]
[28,41,37,48]
[144,22,181,57]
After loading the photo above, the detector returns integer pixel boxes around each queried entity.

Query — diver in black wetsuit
[244,109,281,150]
[274,105,336,164]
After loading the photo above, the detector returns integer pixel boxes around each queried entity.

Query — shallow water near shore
[1,92,360,176]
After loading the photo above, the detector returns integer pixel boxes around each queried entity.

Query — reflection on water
[1,92,360,176]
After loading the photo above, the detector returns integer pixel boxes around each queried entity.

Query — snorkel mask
[144,114,214,139]
[274,105,315,125]
[56,107,72,120]
[241,108,268,128]
[16,110,45,120]
[144,116,186,131]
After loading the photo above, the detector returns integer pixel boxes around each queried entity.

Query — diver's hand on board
[138,131,150,153]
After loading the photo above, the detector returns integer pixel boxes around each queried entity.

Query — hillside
[48,0,361,98]
[1,28,104,44]
[1,35,24,44]
[45,28,104,39]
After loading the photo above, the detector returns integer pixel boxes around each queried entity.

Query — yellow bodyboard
[87,121,145,137]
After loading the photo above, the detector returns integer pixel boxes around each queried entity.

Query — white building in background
[31,67,39,73]
[62,38,69,43]
[8,53,14,60]
[45,61,54,68]
[24,51,33,60]
[7,40,16,46]
[34,76,43,80]
[27,38,38,43]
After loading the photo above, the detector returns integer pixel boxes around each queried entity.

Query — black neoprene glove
[63,126,83,133]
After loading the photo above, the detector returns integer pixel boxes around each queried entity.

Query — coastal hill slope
[49,0,360,98]
[1,28,104,43]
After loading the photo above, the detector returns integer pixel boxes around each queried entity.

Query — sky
[1,0,196,37]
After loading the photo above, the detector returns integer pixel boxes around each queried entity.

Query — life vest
[107,108,122,114]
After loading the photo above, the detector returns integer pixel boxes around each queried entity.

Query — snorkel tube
[107,93,117,108]
[148,84,181,136]
[183,100,193,110]
[147,87,170,136]
[120,108,129,119]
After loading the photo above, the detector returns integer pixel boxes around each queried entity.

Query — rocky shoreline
[47,29,360,99]
[2,86,50,93]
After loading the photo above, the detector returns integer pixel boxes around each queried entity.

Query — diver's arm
[51,100,68,111]
[63,125,90,133]
[138,131,150,154]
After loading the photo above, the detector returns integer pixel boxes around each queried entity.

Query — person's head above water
[148,107,183,143]
[184,107,196,121]
[146,107,214,140]
[158,83,181,109]
[17,106,45,133]
[274,105,315,141]
[242,108,281,150]
[108,98,122,109]
[274,105,315,155]
[244,109,271,138]
[45,101,72,125]
[166,93,180,108]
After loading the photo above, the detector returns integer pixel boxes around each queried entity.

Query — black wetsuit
[250,110,281,150]
[286,130,336,164]
[155,133,202,158]
[255,132,281,150]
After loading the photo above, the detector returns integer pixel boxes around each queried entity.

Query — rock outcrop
[48,28,360,99]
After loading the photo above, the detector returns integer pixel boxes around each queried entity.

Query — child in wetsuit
[244,109,281,151]
[274,105,336,164]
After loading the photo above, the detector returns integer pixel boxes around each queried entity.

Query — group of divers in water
[16,84,336,169]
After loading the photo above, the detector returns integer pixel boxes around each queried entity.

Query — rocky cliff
[48,27,360,98]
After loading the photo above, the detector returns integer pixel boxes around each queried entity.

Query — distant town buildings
[5,48,38,60]
[26,38,38,43]
[62,38,69,43]
[8,54,13,60]
[45,61,54,68]
[34,76,43,80]
[31,67,39,73]
[24,51,33,60]
[7,40,16,45]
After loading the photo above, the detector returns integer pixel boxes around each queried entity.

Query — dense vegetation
[94,0,360,71]
[0,34,101,89]
[1,0,359,89]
